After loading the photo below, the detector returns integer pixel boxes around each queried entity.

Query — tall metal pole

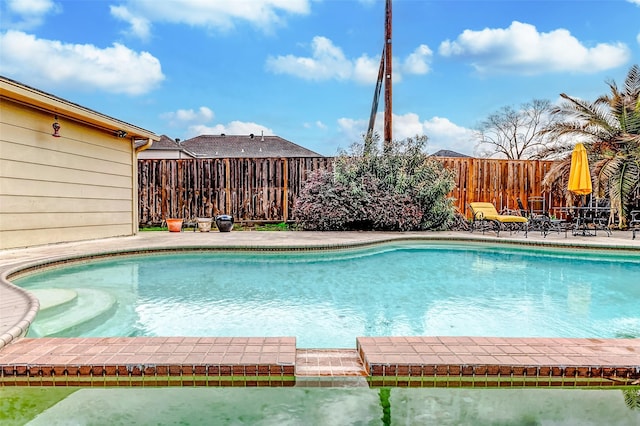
[383,0,392,152]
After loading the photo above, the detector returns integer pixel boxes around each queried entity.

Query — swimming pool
[14,242,640,347]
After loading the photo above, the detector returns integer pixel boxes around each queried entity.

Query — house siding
[0,97,137,249]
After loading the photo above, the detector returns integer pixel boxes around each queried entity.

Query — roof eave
[0,76,159,141]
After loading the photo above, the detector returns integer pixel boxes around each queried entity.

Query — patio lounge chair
[468,202,528,237]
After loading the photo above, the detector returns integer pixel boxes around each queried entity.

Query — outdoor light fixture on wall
[52,115,61,137]
[115,130,128,138]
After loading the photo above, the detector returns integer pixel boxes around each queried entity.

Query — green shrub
[293,135,456,231]
[254,222,290,231]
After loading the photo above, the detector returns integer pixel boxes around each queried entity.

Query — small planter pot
[166,218,183,232]
[215,215,234,232]
[197,217,213,232]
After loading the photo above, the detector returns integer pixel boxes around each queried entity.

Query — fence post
[224,158,231,215]
[283,158,289,222]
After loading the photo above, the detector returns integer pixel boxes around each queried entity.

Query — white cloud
[336,113,475,155]
[304,120,327,130]
[7,0,55,15]
[336,117,364,141]
[391,113,426,139]
[0,30,164,95]
[187,122,274,138]
[423,116,476,155]
[161,106,274,139]
[110,5,151,41]
[439,21,629,74]
[628,0,640,5]
[266,36,353,82]
[161,105,273,137]
[3,0,58,29]
[637,32,640,45]
[161,107,215,126]
[352,54,381,85]
[266,36,432,84]
[402,44,433,75]
[111,0,311,38]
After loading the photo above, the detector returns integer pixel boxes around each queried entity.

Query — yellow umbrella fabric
[568,143,592,195]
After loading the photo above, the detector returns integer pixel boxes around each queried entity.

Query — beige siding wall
[0,99,136,249]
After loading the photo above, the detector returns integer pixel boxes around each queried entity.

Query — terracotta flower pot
[197,217,213,232]
[166,218,183,232]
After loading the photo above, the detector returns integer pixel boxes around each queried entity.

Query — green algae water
[14,242,640,347]
[2,387,639,425]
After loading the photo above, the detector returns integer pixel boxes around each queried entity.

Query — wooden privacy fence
[138,157,332,225]
[138,157,562,225]
[439,158,563,217]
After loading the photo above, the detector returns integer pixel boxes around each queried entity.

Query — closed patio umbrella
[568,143,592,196]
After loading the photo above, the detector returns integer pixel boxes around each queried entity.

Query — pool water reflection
[2,387,639,425]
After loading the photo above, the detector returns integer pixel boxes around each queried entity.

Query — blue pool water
[14,242,640,347]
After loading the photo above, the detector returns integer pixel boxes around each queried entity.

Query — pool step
[295,349,368,387]
[29,288,78,318]
[28,288,117,337]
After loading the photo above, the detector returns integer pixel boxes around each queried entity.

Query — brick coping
[1,336,638,388]
[358,336,640,388]
[0,337,297,387]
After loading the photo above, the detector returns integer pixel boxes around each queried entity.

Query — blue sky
[1,0,639,156]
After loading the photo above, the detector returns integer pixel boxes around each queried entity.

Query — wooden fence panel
[137,157,563,225]
[442,158,563,216]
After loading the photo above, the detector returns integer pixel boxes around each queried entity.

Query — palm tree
[623,388,640,411]
[539,64,640,226]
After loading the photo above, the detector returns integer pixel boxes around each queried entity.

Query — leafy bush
[293,135,456,231]
[254,222,290,231]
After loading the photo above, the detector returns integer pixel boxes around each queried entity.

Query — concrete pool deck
[1,230,639,387]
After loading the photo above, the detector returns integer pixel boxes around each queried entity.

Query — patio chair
[468,202,528,237]
[517,198,568,238]
[629,210,640,240]
[574,197,612,237]
[517,198,545,235]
